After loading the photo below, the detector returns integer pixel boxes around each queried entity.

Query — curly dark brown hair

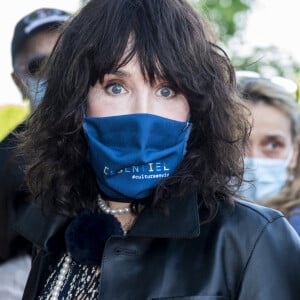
[20,0,250,221]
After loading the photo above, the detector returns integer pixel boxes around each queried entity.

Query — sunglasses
[236,70,299,100]
[28,55,49,77]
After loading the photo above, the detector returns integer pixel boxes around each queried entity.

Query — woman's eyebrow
[264,133,287,140]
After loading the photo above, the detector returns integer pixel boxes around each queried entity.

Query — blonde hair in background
[237,75,300,218]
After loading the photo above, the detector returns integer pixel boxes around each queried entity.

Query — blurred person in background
[237,73,300,235]
[0,8,71,300]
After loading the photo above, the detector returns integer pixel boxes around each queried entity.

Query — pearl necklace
[50,255,72,300]
[49,195,130,300]
[97,194,130,214]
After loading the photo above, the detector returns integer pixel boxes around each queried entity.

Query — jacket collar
[15,190,200,251]
[14,203,70,252]
[129,190,200,238]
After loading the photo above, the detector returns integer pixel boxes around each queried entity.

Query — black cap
[11,8,71,64]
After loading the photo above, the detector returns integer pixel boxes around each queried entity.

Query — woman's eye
[264,140,285,154]
[105,83,126,95]
[266,141,279,150]
[156,87,175,98]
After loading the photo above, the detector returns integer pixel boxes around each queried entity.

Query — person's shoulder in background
[0,255,31,300]
[289,206,300,235]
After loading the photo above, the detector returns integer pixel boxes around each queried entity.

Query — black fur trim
[65,211,123,265]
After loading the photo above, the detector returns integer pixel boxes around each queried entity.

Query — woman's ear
[288,142,300,170]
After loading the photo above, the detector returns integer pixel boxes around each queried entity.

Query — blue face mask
[239,155,291,202]
[27,78,46,108]
[83,113,191,201]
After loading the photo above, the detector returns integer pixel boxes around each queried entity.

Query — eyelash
[104,81,126,94]
[264,140,285,151]
[157,83,178,94]
[103,80,179,97]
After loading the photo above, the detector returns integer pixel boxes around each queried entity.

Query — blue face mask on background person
[83,113,192,201]
[27,78,46,108]
[239,154,292,202]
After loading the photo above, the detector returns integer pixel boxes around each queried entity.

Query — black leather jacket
[0,123,32,261]
[16,192,300,300]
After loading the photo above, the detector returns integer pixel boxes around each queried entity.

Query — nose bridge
[131,85,152,114]
[248,142,261,158]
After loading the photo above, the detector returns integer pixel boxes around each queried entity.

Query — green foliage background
[191,0,300,89]
[193,0,251,43]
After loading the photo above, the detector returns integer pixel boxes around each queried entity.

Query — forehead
[14,29,59,68]
[248,102,292,137]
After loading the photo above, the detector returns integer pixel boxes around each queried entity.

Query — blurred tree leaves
[191,0,300,88]
[192,0,252,44]
[232,46,300,79]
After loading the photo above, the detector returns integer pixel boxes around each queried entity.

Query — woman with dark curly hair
[16,0,300,299]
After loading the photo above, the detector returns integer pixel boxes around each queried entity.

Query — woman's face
[87,55,190,121]
[247,101,298,168]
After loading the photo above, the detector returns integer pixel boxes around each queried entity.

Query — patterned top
[38,254,101,300]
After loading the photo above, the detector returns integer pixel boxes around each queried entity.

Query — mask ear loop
[287,171,295,183]
[83,98,89,118]
[285,147,295,168]
[286,145,298,182]
[183,113,191,131]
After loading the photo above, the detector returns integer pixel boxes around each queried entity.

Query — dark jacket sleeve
[238,216,300,299]
[0,126,32,261]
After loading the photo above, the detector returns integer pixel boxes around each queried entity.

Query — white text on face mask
[103,162,170,176]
